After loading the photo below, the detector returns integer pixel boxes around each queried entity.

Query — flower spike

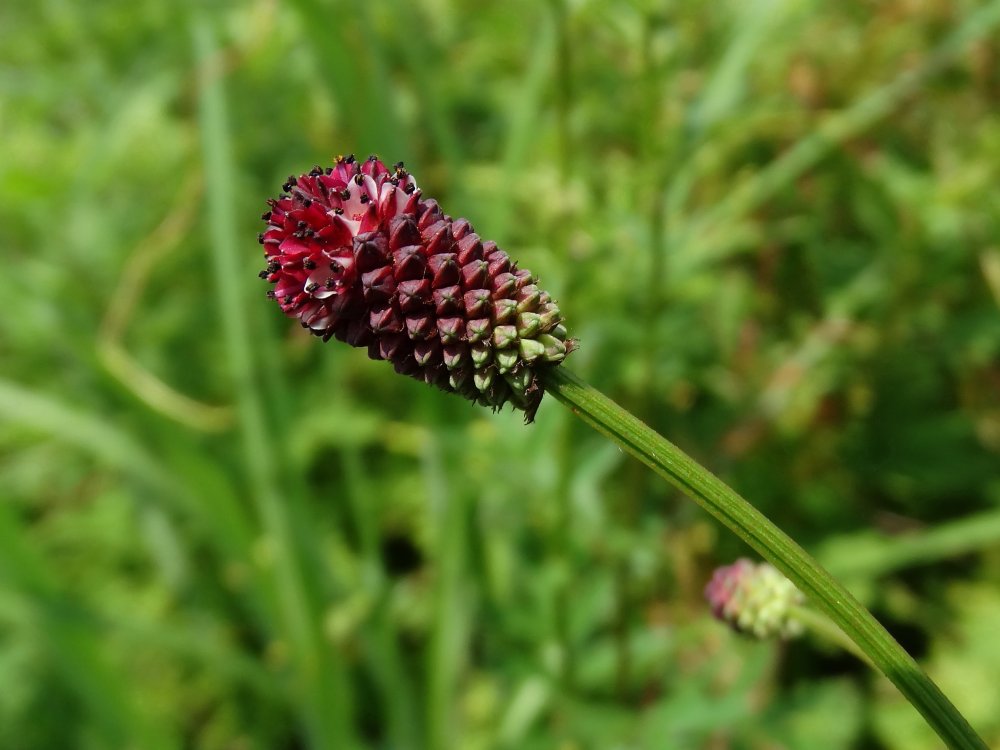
[259,156,573,420]
[704,558,805,639]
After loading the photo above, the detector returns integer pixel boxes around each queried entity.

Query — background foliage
[2,1,1000,748]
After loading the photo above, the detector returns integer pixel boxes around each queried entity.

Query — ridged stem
[790,605,872,668]
[539,367,987,750]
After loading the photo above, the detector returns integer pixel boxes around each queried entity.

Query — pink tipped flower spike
[258,155,573,421]
[705,558,805,639]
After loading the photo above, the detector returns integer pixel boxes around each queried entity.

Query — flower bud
[704,558,805,639]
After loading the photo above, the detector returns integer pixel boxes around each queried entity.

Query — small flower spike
[259,155,573,421]
[704,558,805,639]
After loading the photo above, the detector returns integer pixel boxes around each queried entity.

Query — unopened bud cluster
[704,559,805,639]
[258,155,573,420]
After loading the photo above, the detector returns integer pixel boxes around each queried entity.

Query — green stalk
[539,367,987,750]
[790,605,872,669]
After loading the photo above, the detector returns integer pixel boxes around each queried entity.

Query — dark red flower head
[258,155,573,420]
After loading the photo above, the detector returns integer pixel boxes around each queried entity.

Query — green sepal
[473,367,496,392]
[516,288,541,313]
[448,369,471,391]
[516,312,542,338]
[467,319,491,343]
[470,344,491,369]
[492,298,518,324]
[495,348,519,374]
[503,368,532,394]
[518,338,545,362]
[443,346,465,371]
[537,334,566,362]
[492,325,518,349]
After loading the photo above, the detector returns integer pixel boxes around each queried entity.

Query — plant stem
[790,605,872,668]
[539,367,987,750]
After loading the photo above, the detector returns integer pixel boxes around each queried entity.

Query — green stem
[539,367,987,750]
[790,605,873,668]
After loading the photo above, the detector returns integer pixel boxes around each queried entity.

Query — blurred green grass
[2,1,1000,748]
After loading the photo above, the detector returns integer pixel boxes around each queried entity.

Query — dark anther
[305,282,319,293]
[334,207,344,215]
[354,174,364,185]
[325,167,333,175]
[403,183,416,194]
[303,259,316,270]
[359,194,370,203]
[257,232,265,243]
[258,269,269,279]
[340,189,351,200]
[302,198,312,208]
[367,154,378,162]
[389,177,399,186]
[344,154,356,163]
[310,165,323,175]
[261,211,271,221]
[324,278,335,289]
[266,290,276,299]
[283,295,294,305]
[394,161,405,171]
[297,220,307,230]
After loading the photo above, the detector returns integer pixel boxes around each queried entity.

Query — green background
[2,1,1000,748]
